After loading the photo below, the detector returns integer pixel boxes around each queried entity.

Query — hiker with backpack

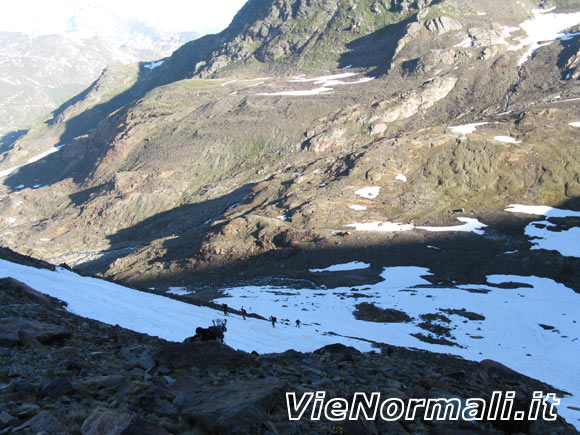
[270,315,277,328]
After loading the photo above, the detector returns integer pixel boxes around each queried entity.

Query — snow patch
[494,135,521,143]
[569,122,580,127]
[417,217,488,235]
[355,186,381,200]
[506,204,580,258]
[505,204,580,218]
[349,204,367,211]
[454,37,473,48]
[258,87,333,96]
[345,221,415,232]
[258,73,374,97]
[448,122,488,135]
[309,262,370,273]
[144,60,164,70]
[395,173,407,182]
[507,9,580,66]
[167,287,189,296]
[346,217,487,235]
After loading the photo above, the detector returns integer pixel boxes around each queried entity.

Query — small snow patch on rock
[494,135,521,144]
[355,186,380,200]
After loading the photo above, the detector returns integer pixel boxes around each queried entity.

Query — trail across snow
[0,259,371,354]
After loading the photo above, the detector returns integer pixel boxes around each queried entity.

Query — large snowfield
[1,204,580,427]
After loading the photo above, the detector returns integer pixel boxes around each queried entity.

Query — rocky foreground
[0,265,577,434]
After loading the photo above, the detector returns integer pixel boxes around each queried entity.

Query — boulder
[424,16,462,35]
[0,411,18,429]
[13,410,58,433]
[81,408,169,435]
[0,277,64,308]
[85,375,128,390]
[370,123,388,136]
[8,362,33,378]
[0,317,71,347]
[181,379,287,434]
[41,376,75,399]
[313,343,362,362]
[167,376,204,397]
[156,340,255,370]
[479,359,526,382]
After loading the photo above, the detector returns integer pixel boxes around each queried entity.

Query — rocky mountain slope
[1,0,580,430]
[0,0,579,287]
[0,10,199,140]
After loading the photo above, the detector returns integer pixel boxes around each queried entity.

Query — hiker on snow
[222,303,228,316]
[295,319,301,328]
[270,316,277,328]
[241,306,247,320]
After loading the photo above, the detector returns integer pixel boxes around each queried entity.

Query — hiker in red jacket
[241,306,247,320]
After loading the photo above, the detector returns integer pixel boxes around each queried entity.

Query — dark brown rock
[167,376,203,397]
[343,418,379,435]
[41,376,74,399]
[85,375,128,389]
[8,362,33,378]
[0,411,18,429]
[181,379,287,434]
[0,277,64,308]
[0,317,71,347]
[479,359,526,382]
[13,410,58,433]
[81,408,169,435]
[314,343,362,361]
[156,340,255,370]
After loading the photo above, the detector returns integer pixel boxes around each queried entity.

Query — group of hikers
[221,302,301,328]
[185,297,306,344]
[183,303,301,343]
